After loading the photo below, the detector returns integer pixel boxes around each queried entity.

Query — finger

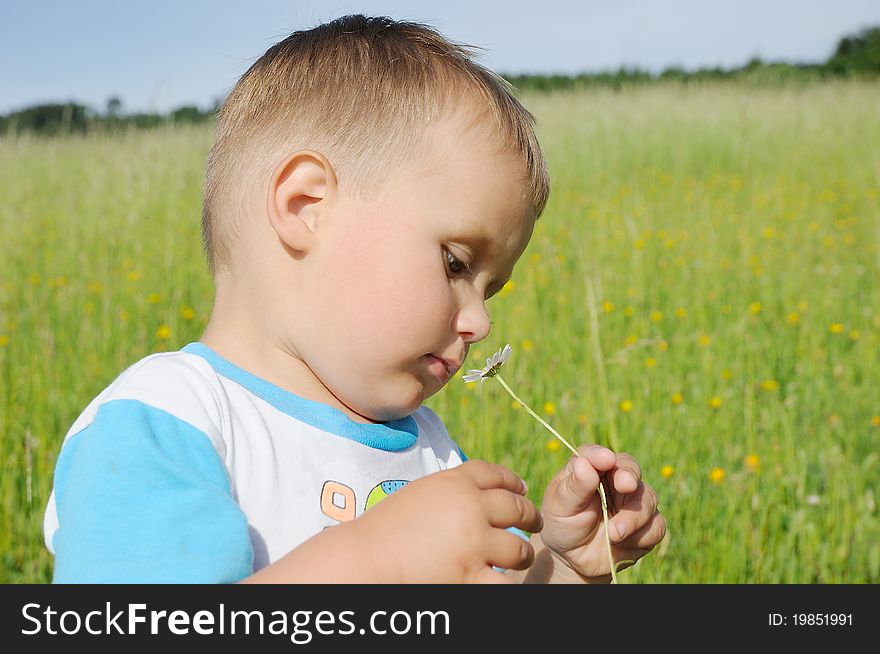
[544,454,604,517]
[576,444,617,473]
[459,460,527,495]
[610,452,642,494]
[617,511,667,550]
[482,489,543,533]
[484,529,535,570]
[608,482,659,544]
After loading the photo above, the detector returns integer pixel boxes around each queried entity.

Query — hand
[539,444,666,582]
[353,460,543,583]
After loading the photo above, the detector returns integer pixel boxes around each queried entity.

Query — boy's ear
[266,150,337,252]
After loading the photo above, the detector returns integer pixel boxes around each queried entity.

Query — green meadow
[1,81,877,583]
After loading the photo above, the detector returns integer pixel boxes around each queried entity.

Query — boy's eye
[444,248,471,278]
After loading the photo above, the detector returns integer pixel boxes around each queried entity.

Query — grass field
[1,81,877,583]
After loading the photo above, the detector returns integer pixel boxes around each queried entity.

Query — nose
[455,294,491,344]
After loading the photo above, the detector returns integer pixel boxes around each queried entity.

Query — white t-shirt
[44,342,466,582]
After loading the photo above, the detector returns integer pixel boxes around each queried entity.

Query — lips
[426,354,461,380]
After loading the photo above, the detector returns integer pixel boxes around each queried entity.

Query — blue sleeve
[51,399,253,583]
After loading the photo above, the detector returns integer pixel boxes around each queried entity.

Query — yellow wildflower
[829,323,845,334]
[675,307,687,318]
[520,339,534,352]
[180,306,196,321]
[709,396,722,410]
[849,329,860,341]
[543,402,556,416]
[671,392,684,405]
[546,439,561,453]
[744,454,760,471]
[871,415,880,427]
[156,325,172,340]
[0,335,8,347]
[650,310,663,323]
[786,312,800,326]
[602,301,615,314]
[709,467,725,484]
[661,465,674,479]
[645,357,657,368]
[619,400,633,413]
[147,292,161,304]
[761,380,779,391]
[698,333,711,347]
[749,302,762,315]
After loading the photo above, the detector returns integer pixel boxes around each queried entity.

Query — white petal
[462,370,485,383]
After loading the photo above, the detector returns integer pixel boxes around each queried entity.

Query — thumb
[545,455,603,518]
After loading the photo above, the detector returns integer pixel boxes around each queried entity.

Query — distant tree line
[2,25,877,136]
[506,25,880,92]
[0,98,218,137]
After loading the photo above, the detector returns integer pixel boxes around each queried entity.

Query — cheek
[367,258,450,342]
[355,248,452,346]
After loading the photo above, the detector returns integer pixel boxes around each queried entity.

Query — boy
[44,15,665,583]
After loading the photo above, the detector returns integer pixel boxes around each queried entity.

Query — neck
[200,279,380,425]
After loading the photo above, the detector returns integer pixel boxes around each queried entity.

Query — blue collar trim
[181,342,418,452]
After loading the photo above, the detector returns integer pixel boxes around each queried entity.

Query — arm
[239,521,380,583]
[243,460,543,584]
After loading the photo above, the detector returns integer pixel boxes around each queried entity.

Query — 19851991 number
[769,613,853,627]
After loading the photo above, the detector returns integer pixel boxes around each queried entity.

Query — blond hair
[202,14,550,273]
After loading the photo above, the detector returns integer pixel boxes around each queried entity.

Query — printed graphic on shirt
[319,481,357,522]
[364,480,409,511]
[319,479,411,523]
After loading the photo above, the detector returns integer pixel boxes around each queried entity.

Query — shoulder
[66,349,228,448]
[45,350,242,561]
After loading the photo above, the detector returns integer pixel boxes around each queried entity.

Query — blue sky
[2,0,878,115]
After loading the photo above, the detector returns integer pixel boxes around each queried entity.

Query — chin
[374,391,428,422]
[373,401,421,422]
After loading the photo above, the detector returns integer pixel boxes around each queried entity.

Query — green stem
[494,375,578,456]
[586,276,619,452]
[494,373,619,584]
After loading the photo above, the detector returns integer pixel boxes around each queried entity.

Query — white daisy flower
[462,344,512,383]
